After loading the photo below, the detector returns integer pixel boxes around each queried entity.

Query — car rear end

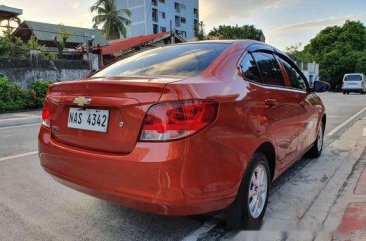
[38,42,239,215]
[342,73,365,94]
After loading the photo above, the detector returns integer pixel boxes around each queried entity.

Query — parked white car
[342,73,366,94]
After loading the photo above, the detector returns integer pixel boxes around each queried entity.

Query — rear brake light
[140,100,219,141]
[42,100,50,128]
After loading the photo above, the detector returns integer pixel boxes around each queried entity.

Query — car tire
[306,122,324,158]
[343,92,346,95]
[225,152,270,230]
[361,90,365,95]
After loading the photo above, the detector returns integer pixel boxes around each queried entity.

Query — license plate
[67,108,109,133]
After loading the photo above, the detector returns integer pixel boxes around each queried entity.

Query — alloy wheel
[248,165,268,219]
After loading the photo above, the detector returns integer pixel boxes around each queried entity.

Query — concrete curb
[0,116,41,128]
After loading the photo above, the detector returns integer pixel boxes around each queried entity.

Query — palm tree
[90,0,131,40]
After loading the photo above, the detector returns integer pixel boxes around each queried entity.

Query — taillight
[140,100,219,141]
[42,100,50,128]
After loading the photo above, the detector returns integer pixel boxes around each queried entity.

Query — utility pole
[170,20,175,44]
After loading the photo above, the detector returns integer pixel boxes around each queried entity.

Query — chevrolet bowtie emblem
[73,96,92,107]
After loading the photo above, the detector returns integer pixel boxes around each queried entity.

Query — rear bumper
[38,126,243,215]
[342,88,363,92]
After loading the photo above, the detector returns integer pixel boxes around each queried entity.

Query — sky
[1,0,366,50]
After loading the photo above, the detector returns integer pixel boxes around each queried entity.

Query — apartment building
[115,0,199,39]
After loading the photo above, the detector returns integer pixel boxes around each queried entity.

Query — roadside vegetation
[194,23,265,42]
[208,24,265,41]
[0,35,58,61]
[286,20,366,91]
[0,75,52,113]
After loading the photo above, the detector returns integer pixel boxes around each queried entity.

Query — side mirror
[312,81,330,93]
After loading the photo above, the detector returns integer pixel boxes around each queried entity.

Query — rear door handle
[264,99,278,107]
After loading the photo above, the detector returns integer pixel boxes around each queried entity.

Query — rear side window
[93,43,229,78]
[345,75,363,81]
[239,54,261,82]
[278,57,307,90]
[252,52,285,87]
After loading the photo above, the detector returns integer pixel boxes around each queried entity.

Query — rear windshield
[345,75,363,81]
[93,43,230,78]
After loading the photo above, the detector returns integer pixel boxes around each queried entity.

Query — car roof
[182,40,287,55]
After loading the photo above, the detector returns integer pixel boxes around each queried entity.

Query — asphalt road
[0,92,365,241]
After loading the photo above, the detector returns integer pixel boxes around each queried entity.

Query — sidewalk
[247,112,366,240]
[329,147,366,240]
[0,110,41,128]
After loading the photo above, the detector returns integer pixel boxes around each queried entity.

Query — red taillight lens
[42,100,50,128]
[140,100,219,141]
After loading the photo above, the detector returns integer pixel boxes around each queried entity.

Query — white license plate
[67,108,109,133]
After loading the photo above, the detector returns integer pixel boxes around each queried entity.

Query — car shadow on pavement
[90,200,205,241]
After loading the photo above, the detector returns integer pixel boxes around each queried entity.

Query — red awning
[102,32,171,56]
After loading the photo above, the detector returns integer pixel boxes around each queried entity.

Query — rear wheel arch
[320,114,326,135]
[322,114,326,128]
[254,142,276,181]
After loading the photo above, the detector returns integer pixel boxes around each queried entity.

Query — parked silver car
[342,73,366,94]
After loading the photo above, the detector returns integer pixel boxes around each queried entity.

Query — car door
[251,51,301,170]
[276,54,317,155]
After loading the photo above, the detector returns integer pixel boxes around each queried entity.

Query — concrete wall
[0,58,91,88]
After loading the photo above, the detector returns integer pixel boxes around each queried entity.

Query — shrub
[0,36,46,59]
[30,80,53,108]
[0,76,37,112]
[43,52,58,61]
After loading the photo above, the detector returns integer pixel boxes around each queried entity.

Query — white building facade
[296,62,320,87]
[115,0,199,39]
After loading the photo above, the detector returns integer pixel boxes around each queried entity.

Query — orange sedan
[39,40,329,229]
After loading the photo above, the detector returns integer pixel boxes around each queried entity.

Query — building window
[175,16,181,27]
[194,8,198,18]
[181,17,186,24]
[152,0,158,6]
[160,11,166,19]
[174,2,180,13]
[159,0,165,3]
[160,27,167,32]
[152,8,158,22]
[153,24,159,34]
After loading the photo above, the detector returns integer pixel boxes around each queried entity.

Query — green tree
[91,0,131,40]
[194,21,205,40]
[208,24,264,41]
[303,20,366,90]
[285,42,313,63]
[53,24,71,59]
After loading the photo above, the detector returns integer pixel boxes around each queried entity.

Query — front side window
[278,56,307,90]
[252,52,285,87]
[93,43,229,78]
[239,54,261,82]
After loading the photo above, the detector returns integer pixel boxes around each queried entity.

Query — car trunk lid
[47,77,181,153]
